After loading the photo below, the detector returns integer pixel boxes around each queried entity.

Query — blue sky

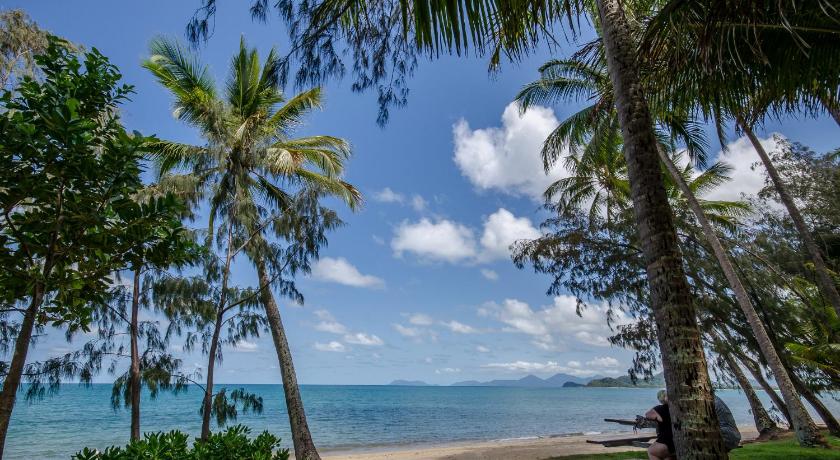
[11,0,839,385]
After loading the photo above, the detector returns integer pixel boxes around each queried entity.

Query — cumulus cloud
[390,208,539,264]
[476,345,491,353]
[704,134,780,203]
[411,195,428,211]
[315,341,346,352]
[373,187,405,203]
[392,218,478,263]
[312,257,384,288]
[393,324,424,337]
[453,102,569,201]
[441,320,478,334]
[314,310,348,334]
[479,208,541,261]
[482,295,631,350]
[480,269,499,281]
[344,333,384,346]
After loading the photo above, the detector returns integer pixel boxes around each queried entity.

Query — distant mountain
[562,381,585,388]
[587,373,665,388]
[389,380,431,386]
[450,373,597,388]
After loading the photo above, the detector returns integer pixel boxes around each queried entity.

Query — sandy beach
[323,426,759,460]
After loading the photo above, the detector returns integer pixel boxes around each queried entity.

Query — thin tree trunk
[255,256,320,460]
[720,351,778,438]
[201,226,235,441]
[129,268,142,441]
[740,355,793,429]
[658,148,824,446]
[0,286,43,458]
[740,120,840,319]
[200,315,223,441]
[595,1,725,457]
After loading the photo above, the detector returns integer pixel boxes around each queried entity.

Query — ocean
[6,384,838,458]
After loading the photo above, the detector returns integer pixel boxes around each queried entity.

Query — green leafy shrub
[73,425,290,460]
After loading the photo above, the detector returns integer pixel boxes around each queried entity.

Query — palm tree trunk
[0,285,43,458]
[740,120,840,319]
[255,256,320,460]
[595,1,726,457]
[658,148,824,446]
[720,351,778,438]
[129,268,142,441]
[739,355,793,429]
[200,315,223,441]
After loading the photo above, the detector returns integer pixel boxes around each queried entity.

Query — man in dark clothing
[645,390,675,460]
[715,395,742,451]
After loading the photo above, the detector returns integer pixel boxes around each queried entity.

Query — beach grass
[549,434,840,459]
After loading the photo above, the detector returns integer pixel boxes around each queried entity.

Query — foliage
[73,425,290,460]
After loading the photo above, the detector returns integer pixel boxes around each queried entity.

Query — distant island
[388,372,668,388]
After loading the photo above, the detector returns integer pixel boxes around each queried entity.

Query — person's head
[657,389,668,404]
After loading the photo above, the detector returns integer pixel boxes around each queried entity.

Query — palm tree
[144,37,360,460]
[516,50,825,447]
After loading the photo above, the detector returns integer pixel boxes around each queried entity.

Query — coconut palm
[516,49,825,446]
[144,37,360,460]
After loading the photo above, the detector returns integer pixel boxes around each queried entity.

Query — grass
[548,434,840,460]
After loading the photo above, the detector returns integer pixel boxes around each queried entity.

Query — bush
[73,425,290,460]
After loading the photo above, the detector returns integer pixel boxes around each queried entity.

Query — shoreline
[321,426,759,460]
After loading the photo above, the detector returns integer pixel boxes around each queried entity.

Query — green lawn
[548,435,840,460]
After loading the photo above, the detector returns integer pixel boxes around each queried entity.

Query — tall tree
[0,39,156,456]
[144,37,359,460]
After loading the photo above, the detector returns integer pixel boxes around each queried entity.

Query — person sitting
[645,390,675,460]
[715,395,742,451]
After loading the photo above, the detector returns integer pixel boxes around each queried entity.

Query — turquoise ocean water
[7,384,839,458]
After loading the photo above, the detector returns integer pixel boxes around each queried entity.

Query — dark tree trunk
[0,286,43,458]
[255,257,320,460]
[740,355,793,429]
[720,351,778,438]
[200,315,224,441]
[595,0,726,457]
[659,149,823,446]
[740,120,840,320]
[129,268,142,441]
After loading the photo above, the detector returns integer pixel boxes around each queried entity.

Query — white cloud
[482,295,631,350]
[372,235,386,245]
[479,208,541,261]
[480,269,499,281]
[393,323,423,337]
[704,134,780,203]
[315,341,346,352]
[411,195,428,211]
[391,218,477,263]
[586,357,619,368]
[408,313,434,326]
[312,257,384,288]
[373,187,405,203]
[313,310,348,334]
[453,102,568,201]
[390,208,539,264]
[476,345,491,353]
[344,333,384,346]
[481,358,621,377]
[441,320,478,334]
[233,340,258,352]
[435,367,462,374]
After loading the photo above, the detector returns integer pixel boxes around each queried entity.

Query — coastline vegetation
[1,2,839,460]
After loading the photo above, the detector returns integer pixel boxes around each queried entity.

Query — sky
[9,0,839,385]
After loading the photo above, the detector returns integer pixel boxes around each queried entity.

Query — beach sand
[323,426,759,460]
